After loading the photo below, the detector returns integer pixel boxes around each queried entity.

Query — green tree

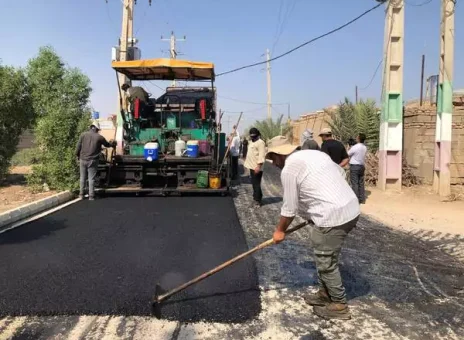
[0,65,34,180]
[26,47,92,191]
[325,98,380,151]
[252,115,293,143]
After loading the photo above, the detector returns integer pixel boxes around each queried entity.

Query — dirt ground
[0,166,56,214]
[362,185,464,236]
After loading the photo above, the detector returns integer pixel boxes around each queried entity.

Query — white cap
[91,120,100,130]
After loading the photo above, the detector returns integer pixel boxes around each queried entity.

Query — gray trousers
[308,216,358,304]
[350,164,365,202]
[79,159,99,198]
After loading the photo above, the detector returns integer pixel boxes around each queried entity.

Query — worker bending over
[121,83,150,104]
[76,121,115,200]
[267,136,360,320]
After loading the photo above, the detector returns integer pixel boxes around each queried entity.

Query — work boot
[89,196,95,201]
[303,290,331,306]
[313,303,351,320]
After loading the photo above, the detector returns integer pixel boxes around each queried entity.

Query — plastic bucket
[196,170,209,188]
[144,142,159,161]
[186,140,199,158]
[209,171,221,189]
[166,117,176,129]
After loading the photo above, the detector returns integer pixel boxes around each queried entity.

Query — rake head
[151,283,165,319]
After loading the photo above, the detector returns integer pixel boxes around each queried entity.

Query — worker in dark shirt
[319,128,349,167]
[121,83,150,104]
[76,121,115,200]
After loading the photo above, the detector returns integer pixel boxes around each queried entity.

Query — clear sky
[0,0,462,134]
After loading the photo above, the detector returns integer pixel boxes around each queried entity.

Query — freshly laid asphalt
[0,196,260,322]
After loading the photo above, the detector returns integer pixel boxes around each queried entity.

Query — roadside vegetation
[0,46,91,191]
[326,97,419,187]
[247,114,293,143]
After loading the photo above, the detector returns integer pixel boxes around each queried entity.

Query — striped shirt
[280,150,360,228]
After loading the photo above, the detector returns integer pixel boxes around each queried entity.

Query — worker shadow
[260,196,283,206]
[0,218,67,245]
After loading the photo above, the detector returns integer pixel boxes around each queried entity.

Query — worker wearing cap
[244,127,266,206]
[301,129,320,150]
[121,83,150,106]
[319,128,349,167]
[267,136,360,320]
[76,121,115,200]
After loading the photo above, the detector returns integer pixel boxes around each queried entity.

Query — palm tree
[250,115,293,143]
[325,98,380,151]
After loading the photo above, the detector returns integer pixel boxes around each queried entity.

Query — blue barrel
[186,140,199,158]
[91,111,100,120]
[144,142,159,161]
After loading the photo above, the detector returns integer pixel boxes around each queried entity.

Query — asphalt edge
[0,191,75,229]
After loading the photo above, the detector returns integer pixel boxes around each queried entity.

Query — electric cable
[219,95,288,106]
[216,2,384,77]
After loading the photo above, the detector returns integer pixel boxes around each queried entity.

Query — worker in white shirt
[230,126,241,180]
[348,133,367,204]
[266,135,360,320]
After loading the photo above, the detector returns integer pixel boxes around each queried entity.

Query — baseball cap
[266,135,299,158]
[318,127,332,136]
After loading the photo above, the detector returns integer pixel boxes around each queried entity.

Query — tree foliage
[326,97,380,151]
[26,47,92,191]
[251,115,293,143]
[0,65,34,179]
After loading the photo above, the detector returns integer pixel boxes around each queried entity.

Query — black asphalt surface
[0,197,260,322]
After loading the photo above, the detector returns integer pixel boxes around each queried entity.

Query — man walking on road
[266,136,360,320]
[244,128,265,207]
[230,126,241,180]
[348,133,367,204]
[319,128,349,168]
[76,121,115,200]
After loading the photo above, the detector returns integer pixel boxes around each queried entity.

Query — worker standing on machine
[244,128,265,207]
[121,83,150,105]
[76,121,115,200]
[266,136,359,320]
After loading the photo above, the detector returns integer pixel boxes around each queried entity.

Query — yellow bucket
[209,171,221,189]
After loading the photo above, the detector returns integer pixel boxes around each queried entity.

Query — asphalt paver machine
[96,58,230,195]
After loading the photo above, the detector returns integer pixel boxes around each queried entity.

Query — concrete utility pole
[266,48,272,120]
[433,0,455,197]
[378,0,405,191]
[115,0,151,154]
[420,54,425,106]
[115,0,135,154]
[161,31,186,87]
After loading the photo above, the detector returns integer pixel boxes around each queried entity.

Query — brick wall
[292,110,331,146]
[403,104,464,184]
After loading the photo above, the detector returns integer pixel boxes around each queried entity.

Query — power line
[405,0,434,6]
[216,2,384,77]
[359,58,383,91]
[219,95,288,106]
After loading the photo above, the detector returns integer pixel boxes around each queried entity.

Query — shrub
[0,65,34,179]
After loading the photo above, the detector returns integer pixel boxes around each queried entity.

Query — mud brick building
[404,103,464,185]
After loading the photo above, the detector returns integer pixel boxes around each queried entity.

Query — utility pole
[433,0,455,198]
[420,54,425,106]
[266,48,272,120]
[378,0,405,191]
[355,85,358,104]
[115,0,135,154]
[161,31,186,87]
